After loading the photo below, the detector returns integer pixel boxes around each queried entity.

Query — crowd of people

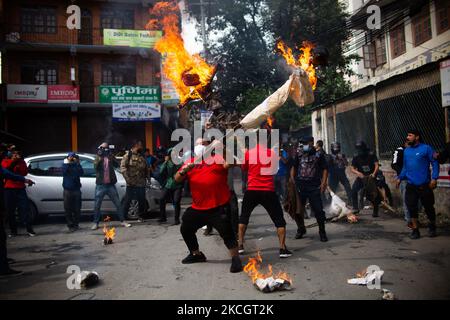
[0,127,448,276]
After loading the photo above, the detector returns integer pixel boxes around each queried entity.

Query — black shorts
[239,190,286,228]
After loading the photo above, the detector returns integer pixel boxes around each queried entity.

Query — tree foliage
[200,0,359,129]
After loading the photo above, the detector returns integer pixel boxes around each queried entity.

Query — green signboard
[99,86,160,103]
[103,29,162,48]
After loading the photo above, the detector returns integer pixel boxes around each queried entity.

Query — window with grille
[21,61,58,85]
[363,35,385,69]
[375,35,386,66]
[412,5,432,46]
[101,9,134,30]
[390,23,406,58]
[435,0,450,34]
[21,6,57,34]
[101,63,136,85]
[363,44,376,69]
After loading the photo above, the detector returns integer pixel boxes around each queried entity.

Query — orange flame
[267,116,274,128]
[103,216,115,241]
[146,1,215,106]
[243,252,292,284]
[276,40,317,90]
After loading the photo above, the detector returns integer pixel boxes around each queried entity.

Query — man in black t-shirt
[290,136,329,242]
[350,141,380,217]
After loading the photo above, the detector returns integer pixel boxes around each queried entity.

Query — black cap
[300,136,314,144]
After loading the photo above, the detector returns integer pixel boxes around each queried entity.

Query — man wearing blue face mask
[290,136,329,242]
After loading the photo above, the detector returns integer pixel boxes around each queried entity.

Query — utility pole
[199,0,208,56]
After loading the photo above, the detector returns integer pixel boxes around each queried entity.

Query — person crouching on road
[120,140,148,223]
[62,152,83,232]
[174,143,243,273]
[92,142,131,230]
[396,129,439,239]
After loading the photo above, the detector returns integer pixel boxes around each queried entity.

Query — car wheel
[29,201,45,224]
[124,200,149,220]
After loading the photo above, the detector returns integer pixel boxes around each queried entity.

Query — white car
[23,153,162,222]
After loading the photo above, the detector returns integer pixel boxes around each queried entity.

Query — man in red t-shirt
[239,143,292,258]
[174,148,243,273]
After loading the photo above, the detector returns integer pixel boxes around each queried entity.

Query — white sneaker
[91,223,99,230]
[121,222,131,228]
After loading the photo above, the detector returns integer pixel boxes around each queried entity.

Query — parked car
[23,152,163,222]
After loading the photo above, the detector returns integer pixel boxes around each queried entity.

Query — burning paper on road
[347,267,384,286]
[103,216,115,245]
[244,252,292,293]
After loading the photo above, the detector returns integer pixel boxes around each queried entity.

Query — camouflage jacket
[120,151,148,187]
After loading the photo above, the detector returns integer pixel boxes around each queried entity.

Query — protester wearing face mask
[396,129,439,239]
[92,142,131,230]
[328,142,352,202]
[350,141,380,217]
[120,140,148,223]
[290,136,329,242]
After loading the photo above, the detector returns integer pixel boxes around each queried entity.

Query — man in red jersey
[174,140,243,273]
[238,142,292,258]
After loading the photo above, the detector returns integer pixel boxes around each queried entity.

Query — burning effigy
[244,252,292,293]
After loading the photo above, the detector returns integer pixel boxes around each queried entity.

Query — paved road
[1,199,449,300]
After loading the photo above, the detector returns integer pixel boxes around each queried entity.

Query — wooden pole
[145,121,153,152]
[71,114,78,152]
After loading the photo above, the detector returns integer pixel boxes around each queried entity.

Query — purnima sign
[99,85,160,103]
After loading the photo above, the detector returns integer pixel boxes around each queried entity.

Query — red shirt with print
[180,155,230,210]
[242,145,276,192]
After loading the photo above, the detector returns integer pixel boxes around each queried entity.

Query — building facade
[0,0,179,155]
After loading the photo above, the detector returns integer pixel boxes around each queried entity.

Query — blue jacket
[0,167,26,182]
[62,162,84,191]
[399,143,439,186]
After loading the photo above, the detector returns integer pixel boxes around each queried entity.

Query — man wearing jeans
[62,152,83,232]
[91,142,131,230]
[121,140,147,223]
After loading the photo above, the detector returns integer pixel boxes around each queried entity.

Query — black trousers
[180,203,237,253]
[239,190,286,228]
[295,183,326,227]
[4,188,32,232]
[405,183,436,222]
[351,177,380,210]
[160,188,182,220]
[0,209,8,272]
[329,169,352,202]
[64,190,81,228]
[122,186,146,218]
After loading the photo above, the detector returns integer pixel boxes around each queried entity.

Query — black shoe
[158,217,167,223]
[238,244,245,254]
[295,229,306,239]
[27,229,36,237]
[7,258,16,265]
[68,227,76,233]
[279,247,293,258]
[230,256,243,273]
[428,225,437,238]
[181,252,207,264]
[0,268,23,277]
[409,228,421,240]
[172,220,180,226]
[319,231,328,242]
